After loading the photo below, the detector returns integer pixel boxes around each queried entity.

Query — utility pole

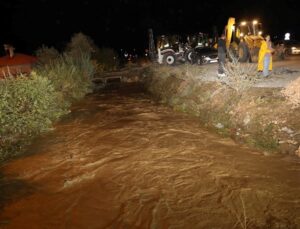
[212,25,219,44]
[148,28,156,62]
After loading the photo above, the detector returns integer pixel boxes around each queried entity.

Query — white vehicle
[156,35,191,65]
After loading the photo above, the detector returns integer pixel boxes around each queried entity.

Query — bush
[65,32,119,73]
[0,73,68,160]
[223,52,258,93]
[36,54,95,102]
[94,47,120,72]
[35,45,60,65]
[65,32,97,59]
[0,34,96,162]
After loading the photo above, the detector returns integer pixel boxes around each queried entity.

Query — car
[273,39,300,55]
[284,40,300,55]
[191,47,218,65]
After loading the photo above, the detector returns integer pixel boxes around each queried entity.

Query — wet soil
[0,84,300,229]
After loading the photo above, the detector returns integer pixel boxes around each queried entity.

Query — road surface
[202,55,300,88]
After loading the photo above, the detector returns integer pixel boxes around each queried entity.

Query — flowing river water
[0,84,300,229]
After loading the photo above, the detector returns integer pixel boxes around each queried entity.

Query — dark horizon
[1,0,300,55]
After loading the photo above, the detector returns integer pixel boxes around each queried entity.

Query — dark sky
[1,0,300,54]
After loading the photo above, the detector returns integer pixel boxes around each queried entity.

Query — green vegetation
[249,123,279,151]
[35,45,60,65]
[0,73,68,160]
[94,47,120,72]
[0,33,119,162]
[36,54,94,102]
[144,64,297,155]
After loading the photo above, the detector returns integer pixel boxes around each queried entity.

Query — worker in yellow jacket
[258,35,274,77]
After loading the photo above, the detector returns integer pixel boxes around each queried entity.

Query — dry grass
[232,195,249,229]
[281,77,300,108]
[144,62,298,155]
[150,64,205,81]
[222,52,258,93]
[35,45,60,65]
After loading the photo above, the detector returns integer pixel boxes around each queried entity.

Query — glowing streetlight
[284,33,290,41]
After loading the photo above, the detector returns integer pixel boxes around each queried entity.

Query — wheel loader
[225,17,264,62]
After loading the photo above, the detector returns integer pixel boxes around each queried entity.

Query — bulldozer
[225,17,264,62]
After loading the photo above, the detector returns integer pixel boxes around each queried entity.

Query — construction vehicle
[185,32,210,63]
[187,32,210,49]
[148,28,218,65]
[155,32,216,65]
[225,17,264,62]
[156,34,191,65]
[186,32,218,64]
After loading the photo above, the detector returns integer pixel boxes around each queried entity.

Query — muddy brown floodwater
[0,84,300,229]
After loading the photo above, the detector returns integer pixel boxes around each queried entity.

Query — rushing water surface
[0,84,300,229]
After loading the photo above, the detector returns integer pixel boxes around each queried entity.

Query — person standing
[258,35,274,77]
[217,34,226,77]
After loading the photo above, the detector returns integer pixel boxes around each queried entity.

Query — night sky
[1,0,300,54]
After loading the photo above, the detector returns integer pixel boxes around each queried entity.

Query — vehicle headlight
[164,44,170,48]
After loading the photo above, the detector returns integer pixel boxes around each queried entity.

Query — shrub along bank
[143,64,300,157]
[0,52,95,161]
[0,33,103,162]
[0,32,122,162]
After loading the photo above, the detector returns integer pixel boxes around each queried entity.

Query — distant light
[240,33,244,37]
[240,21,247,26]
[253,20,258,25]
[285,33,290,41]
[258,31,263,35]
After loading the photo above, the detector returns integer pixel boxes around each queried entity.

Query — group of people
[217,34,274,78]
